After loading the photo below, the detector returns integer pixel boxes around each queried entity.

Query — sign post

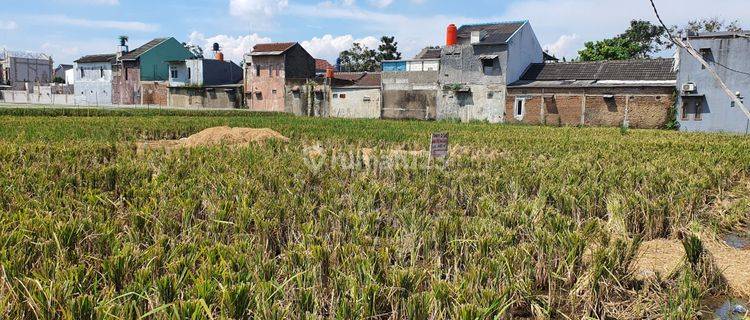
[429,132,449,165]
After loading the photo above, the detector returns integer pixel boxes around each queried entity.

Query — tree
[578,20,668,61]
[672,17,743,37]
[338,43,379,72]
[377,36,401,61]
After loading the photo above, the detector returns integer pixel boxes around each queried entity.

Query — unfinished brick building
[244,42,315,112]
[506,59,676,128]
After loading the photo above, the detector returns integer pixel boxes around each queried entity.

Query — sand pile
[633,238,750,297]
[140,126,289,150]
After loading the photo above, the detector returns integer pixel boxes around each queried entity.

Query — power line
[649,0,750,120]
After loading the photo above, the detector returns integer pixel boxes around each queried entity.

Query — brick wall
[112,63,141,105]
[506,86,674,128]
[141,82,168,106]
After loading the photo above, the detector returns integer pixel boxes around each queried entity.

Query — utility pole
[649,0,749,121]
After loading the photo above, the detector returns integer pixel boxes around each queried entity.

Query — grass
[0,107,749,319]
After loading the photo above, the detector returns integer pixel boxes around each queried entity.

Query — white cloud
[229,0,289,27]
[41,15,158,32]
[0,20,18,30]
[499,0,750,59]
[301,34,379,62]
[544,34,579,59]
[188,31,272,63]
[368,0,393,8]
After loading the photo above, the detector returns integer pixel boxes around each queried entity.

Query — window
[255,65,260,77]
[269,65,273,77]
[187,68,191,79]
[695,102,703,121]
[272,89,277,95]
[100,67,104,78]
[80,68,85,78]
[681,102,689,120]
[363,96,371,102]
[481,58,499,75]
[514,98,525,120]
[333,93,339,99]
[275,65,280,77]
[699,48,714,69]
[124,67,128,80]
[171,69,178,79]
[340,93,346,99]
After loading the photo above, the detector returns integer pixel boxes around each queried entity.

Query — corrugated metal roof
[520,59,676,81]
[456,21,526,45]
[120,38,169,60]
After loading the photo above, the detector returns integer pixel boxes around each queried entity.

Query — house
[676,31,750,133]
[52,64,75,84]
[506,59,676,128]
[315,59,333,75]
[244,42,315,112]
[0,50,54,90]
[73,54,117,106]
[53,64,73,83]
[112,37,195,105]
[167,51,244,109]
[329,72,382,119]
[380,47,442,120]
[438,21,544,123]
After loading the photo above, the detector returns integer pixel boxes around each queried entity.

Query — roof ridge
[461,20,528,27]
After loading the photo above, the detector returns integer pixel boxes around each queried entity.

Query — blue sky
[0,0,747,65]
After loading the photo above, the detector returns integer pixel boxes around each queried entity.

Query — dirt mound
[141,126,289,151]
[633,238,750,298]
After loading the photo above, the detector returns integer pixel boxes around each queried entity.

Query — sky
[0,0,748,65]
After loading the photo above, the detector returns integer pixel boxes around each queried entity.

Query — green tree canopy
[578,20,668,61]
[377,36,401,61]
[338,43,379,72]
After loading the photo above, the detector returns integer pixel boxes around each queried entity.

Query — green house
[120,37,195,81]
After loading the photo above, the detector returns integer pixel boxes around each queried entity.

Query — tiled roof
[520,59,676,81]
[457,21,526,45]
[252,42,296,54]
[315,58,333,71]
[74,54,117,64]
[414,47,442,60]
[332,72,381,88]
[120,38,168,60]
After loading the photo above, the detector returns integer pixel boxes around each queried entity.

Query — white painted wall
[73,61,113,105]
[169,59,204,87]
[406,60,440,72]
[330,87,381,119]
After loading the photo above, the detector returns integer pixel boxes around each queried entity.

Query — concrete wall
[284,80,328,116]
[168,87,241,109]
[440,44,509,85]
[246,55,287,112]
[330,87,381,119]
[677,36,750,133]
[3,56,53,90]
[1,89,75,105]
[506,86,674,128]
[382,71,439,120]
[438,85,505,123]
[74,61,113,105]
